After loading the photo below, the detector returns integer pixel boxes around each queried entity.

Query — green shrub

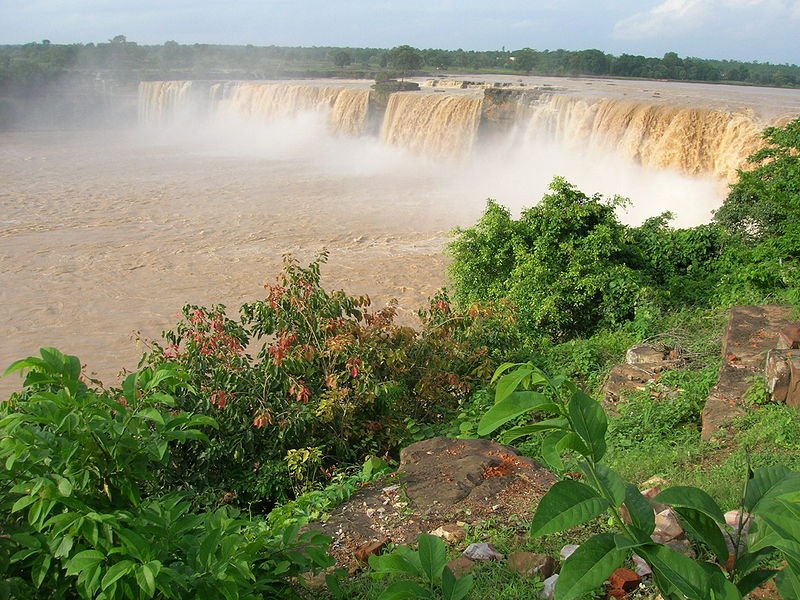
[141,254,523,510]
[0,348,332,599]
[715,117,800,240]
[450,178,646,340]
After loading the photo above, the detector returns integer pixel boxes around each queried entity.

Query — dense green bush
[450,178,643,340]
[0,348,332,599]
[715,117,800,240]
[141,253,523,510]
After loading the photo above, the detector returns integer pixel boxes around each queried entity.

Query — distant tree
[332,49,351,68]
[389,45,423,78]
[511,48,537,73]
[111,34,127,44]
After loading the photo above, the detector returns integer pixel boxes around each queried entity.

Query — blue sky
[2,0,799,64]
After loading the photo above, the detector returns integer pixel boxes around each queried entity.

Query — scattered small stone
[560,544,579,561]
[540,574,559,599]
[626,344,666,365]
[665,538,695,558]
[652,509,683,543]
[632,554,652,578]
[608,568,641,598]
[778,323,800,349]
[447,556,475,579]
[724,509,750,532]
[507,552,557,579]
[354,538,388,563]
[463,542,504,561]
[382,485,400,494]
[640,476,668,490]
[429,524,466,545]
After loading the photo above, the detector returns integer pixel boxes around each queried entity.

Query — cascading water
[519,95,764,181]
[380,92,484,158]
[137,79,782,181]
[137,81,371,136]
[138,81,194,126]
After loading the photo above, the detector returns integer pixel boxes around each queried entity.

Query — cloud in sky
[613,0,799,40]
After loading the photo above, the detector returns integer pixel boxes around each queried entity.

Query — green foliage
[450,179,643,340]
[368,534,472,600]
[388,45,423,76]
[332,49,352,68]
[715,118,800,239]
[481,362,800,600]
[141,254,521,510]
[0,348,332,599]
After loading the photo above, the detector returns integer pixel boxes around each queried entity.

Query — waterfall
[138,81,194,126]
[520,95,765,181]
[138,81,370,136]
[380,92,484,158]
[136,80,782,180]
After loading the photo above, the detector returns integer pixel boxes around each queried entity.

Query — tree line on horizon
[2,37,799,93]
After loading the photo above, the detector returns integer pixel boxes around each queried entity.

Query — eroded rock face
[702,305,795,440]
[626,344,667,365]
[766,349,800,407]
[601,344,682,408]
[311,437,556,569]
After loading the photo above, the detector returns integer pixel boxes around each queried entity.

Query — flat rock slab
[701,305,795,440]
[311,437,555,569]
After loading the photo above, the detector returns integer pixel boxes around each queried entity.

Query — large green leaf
[567,389,607,462]
[530,480,609,537]
[101,560,134,590]
[776,566,800,600]
[369,546,423,578]
[624,484,655,537]
[377,581,429,600]
[555,533,626,600]
[418,534,446,583]
[135,563,156,599]
[673,507,729,563]
[65,550,105,576]
[477,391,553,436]
[495,367,534,403]
[744,466,798,512]
[759,499,800,539]
[590,464,626,508]
[736,569,778,597]
[31,554,51,588]
[638,543,712,599]
[442,566,472,600]
[541,431,588,470]
[498,418,567,445]
[654,486,725,524]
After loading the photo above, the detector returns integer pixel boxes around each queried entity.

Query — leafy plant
[0,348,333,599]
[478,362,800,600]
[141,254,521,510]
[368,533,472,600]
[715,117,800,240]
[449,179,647,340]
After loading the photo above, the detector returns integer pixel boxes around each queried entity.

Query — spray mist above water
[137,78,757,227]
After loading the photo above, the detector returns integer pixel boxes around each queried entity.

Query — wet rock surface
[310,437,556,569]
[701,305,795,440]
